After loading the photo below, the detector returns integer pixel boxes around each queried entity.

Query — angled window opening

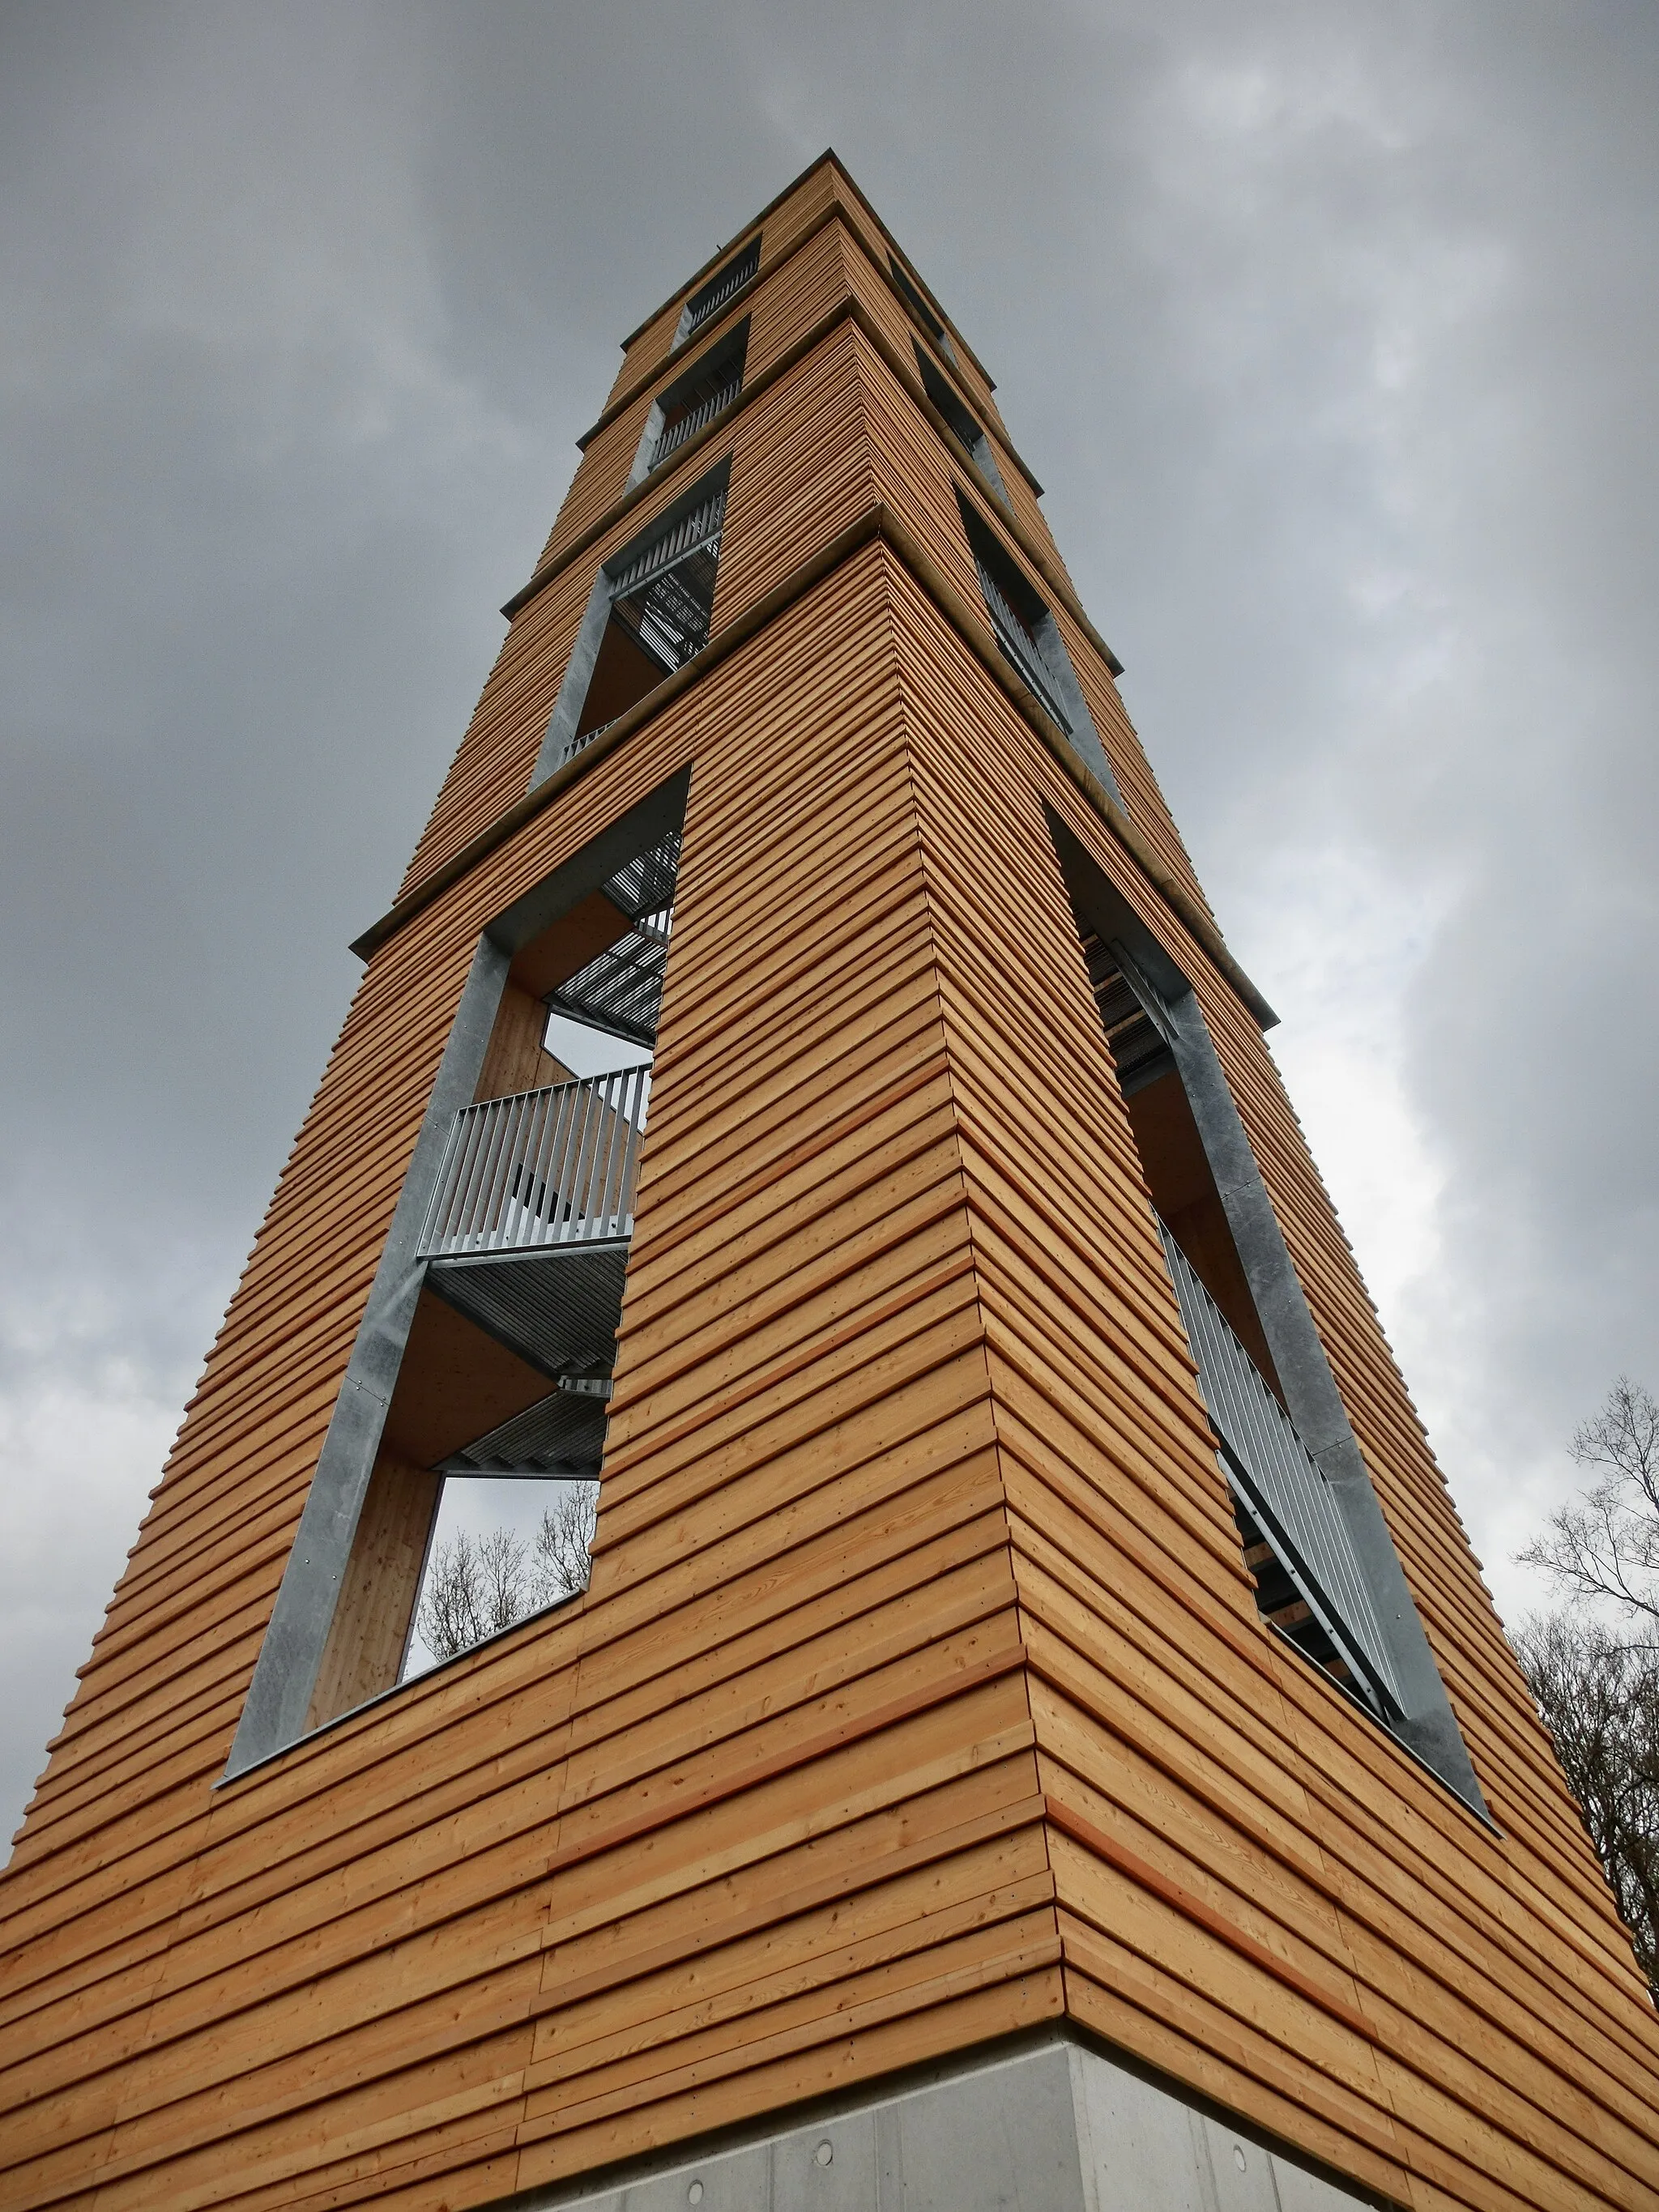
[1052,817,1487,1812]
[914,339,1009,505]
[958,488,1124,805]
[889,254,958,366]
[631,321,748,485]
[962,495,1073,731]
[675,235,761,345]
[400,1471,599,1682]
[1086,936,1396,1713]
[540,462,730,778]
[309,820,684,1724]
[1085,940,1281,1386]
[227,779,689,1775]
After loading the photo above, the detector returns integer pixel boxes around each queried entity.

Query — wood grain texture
[2,156,1654,2212]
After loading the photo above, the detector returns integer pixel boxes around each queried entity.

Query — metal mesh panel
[418,1068,650,1259]
[1158,1224,1404,1713]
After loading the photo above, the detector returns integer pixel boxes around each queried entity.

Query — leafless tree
[531,1483,599,1606]
[416,1484,598,1664]
[1509,1610,1659,1994]
[1519,1379,1659,1639]
[1512,1377,1659,1996]
[415,1524,527,1661]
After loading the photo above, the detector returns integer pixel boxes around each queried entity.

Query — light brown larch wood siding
[3,154,1654,2212]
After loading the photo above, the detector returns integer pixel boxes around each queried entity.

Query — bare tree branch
[1510,1609,1659,1997]
[531,1484,598,1606]
[1519,1379,1659,1638]
[414,1485,597,1666]
[476,1524,527,1634]
[1573,1377,1659,1495]
[416,1529,492,1663]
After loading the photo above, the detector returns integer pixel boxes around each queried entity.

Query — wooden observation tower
[5,154,1656,2212]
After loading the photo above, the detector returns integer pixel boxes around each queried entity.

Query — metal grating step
[1082,937,1176,1096]
[606,829,680,921]
[547,830,682,1046]
[613,544,719,673]
[439,1387,608,1480]
[424,1245,627,1382]
[547,918,669,1046]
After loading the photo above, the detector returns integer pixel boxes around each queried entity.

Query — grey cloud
[2,0,1655,1839]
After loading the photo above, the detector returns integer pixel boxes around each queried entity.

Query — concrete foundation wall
[518,2037,1378,2212]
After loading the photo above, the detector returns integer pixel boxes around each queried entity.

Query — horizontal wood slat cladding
[1,556,1056,2212]
[607,161,841,408]
[542,221,854,573]
[608,161,1003,441]
[4,154,1653,2212]
[397,318,1171,935]
[396,313,881,898]
[832,220,1055,559]
[817,167,1007,433]
[857,335,1201,910]
[870,568,1658,2206]
[557,217,1036,590]
[394,166,1091,910]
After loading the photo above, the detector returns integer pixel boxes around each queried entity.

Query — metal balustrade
[654,371,742,465]
[608,484,727,600]
[1158,1224,1403,1712]
[565,716,615,757]
[682,238,759,336]
[419,1068,650,1259]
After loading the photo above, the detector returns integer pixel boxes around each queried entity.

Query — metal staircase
[546,829,680,1046]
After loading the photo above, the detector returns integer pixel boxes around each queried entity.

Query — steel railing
[1158,1223,1403,1711]
[683,239,759,335]
[654,373,742,465]
[419,1068,650,1259]
[607,483,727,599]
[564,716,615,759]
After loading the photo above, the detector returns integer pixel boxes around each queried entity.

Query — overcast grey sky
[3,0,1656,1845]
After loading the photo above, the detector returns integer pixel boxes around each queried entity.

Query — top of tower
[614,147,996,398]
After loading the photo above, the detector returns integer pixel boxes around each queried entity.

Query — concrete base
[515,2034,1380,2212]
